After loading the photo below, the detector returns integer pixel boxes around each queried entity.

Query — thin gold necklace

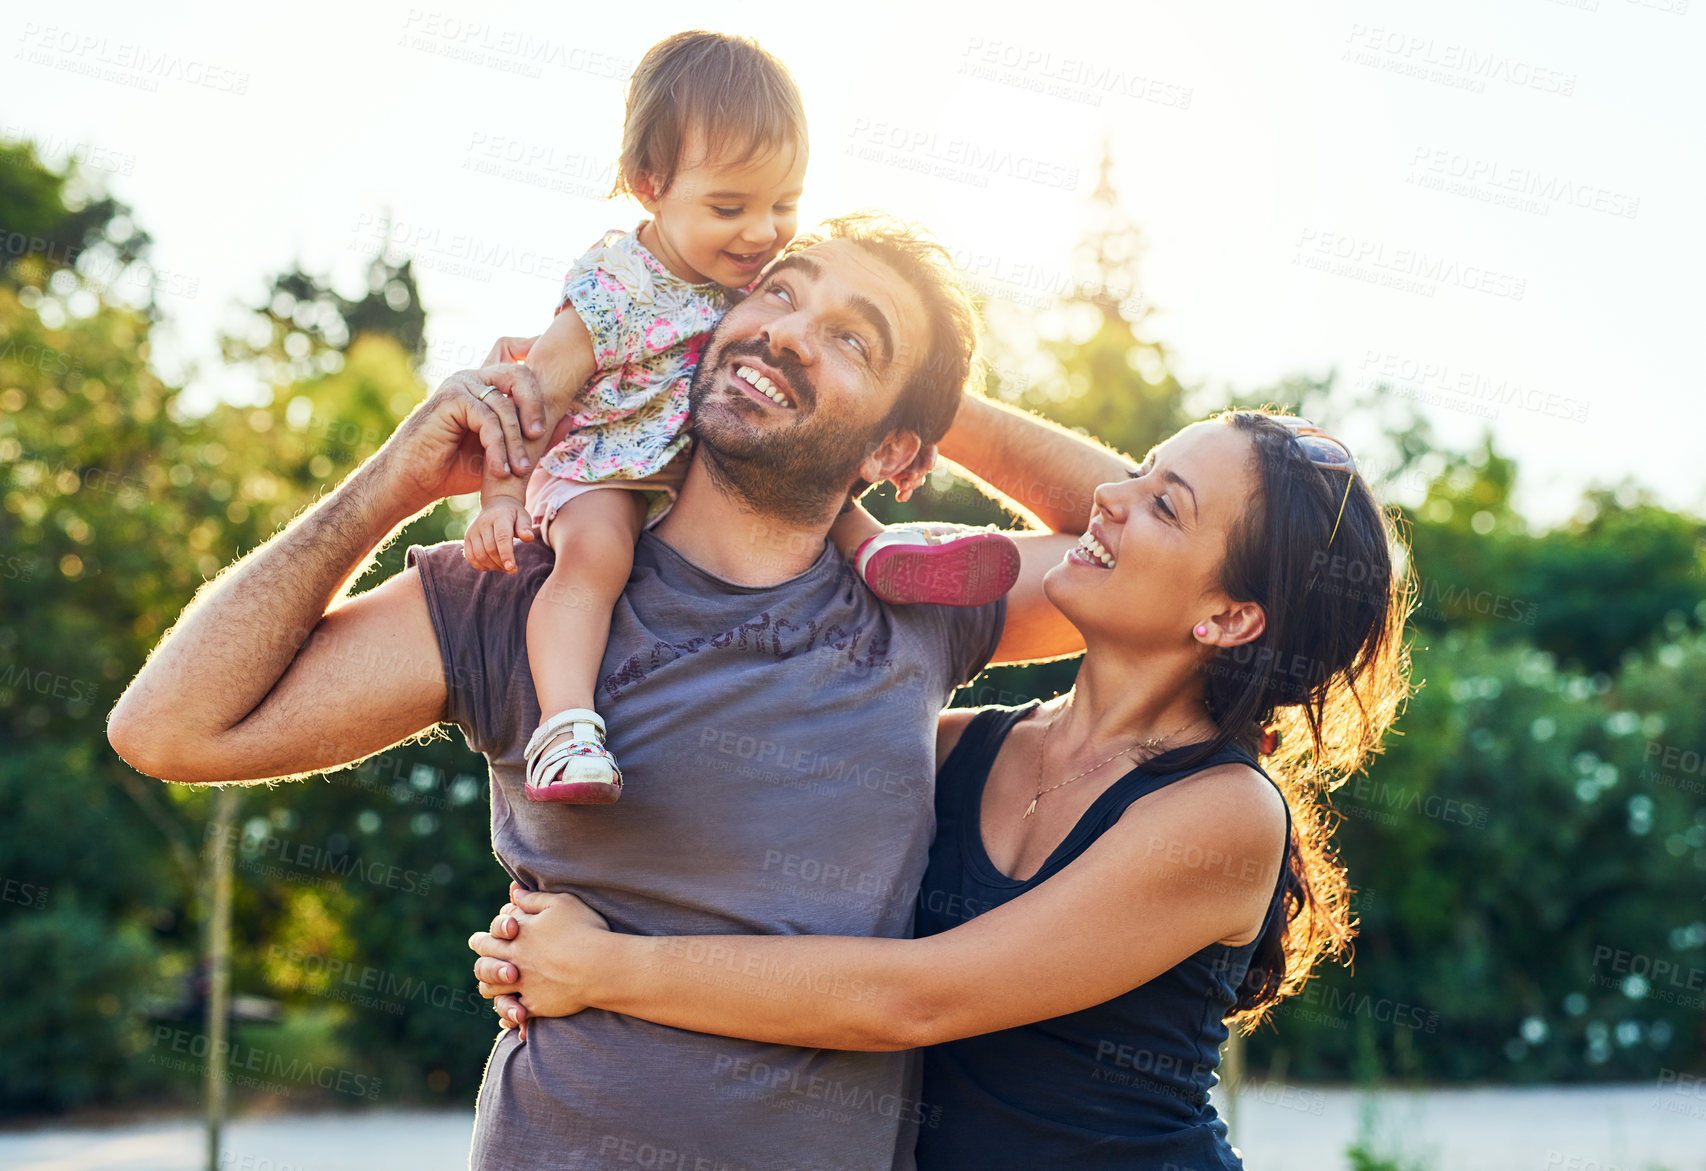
[1025,702,1207,819]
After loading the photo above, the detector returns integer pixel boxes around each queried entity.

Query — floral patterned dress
[536,224,731,487]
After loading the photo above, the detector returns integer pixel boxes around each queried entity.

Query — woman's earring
[1193,624,1210,639]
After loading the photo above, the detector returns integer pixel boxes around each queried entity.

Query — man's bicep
[989,533,1084,666]
[212,568,450,782]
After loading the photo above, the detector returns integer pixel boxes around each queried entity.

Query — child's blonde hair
[614,31,808,201]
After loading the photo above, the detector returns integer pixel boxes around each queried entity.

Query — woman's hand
[469,883,613,1037]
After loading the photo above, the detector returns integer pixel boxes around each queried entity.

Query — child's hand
[464,498,535,574]
[892,443,938,503]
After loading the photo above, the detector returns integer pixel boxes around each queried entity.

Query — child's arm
[827,501,884,560]
[463,310,598,574]
[826,440,939,561]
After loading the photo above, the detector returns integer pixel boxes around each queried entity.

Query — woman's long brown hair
[1159,409,1416,1025]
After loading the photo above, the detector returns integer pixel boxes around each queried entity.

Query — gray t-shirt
[407,530,1004,1171]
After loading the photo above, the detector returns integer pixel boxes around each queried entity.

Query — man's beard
[688,331,885,526]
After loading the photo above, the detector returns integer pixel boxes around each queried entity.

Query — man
[109,214,1132,1170]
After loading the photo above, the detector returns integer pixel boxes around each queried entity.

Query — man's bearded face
[689,331,885,521]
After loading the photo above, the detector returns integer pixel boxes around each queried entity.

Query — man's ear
[1198,601,1266,649]
[857,430,923,491]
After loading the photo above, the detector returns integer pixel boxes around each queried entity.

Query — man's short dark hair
[779,211,980,450]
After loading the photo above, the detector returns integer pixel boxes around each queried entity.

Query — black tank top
[914,703,1290,1170]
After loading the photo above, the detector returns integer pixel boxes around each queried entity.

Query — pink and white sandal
[524,709,623,804]
[853,526,1021,608]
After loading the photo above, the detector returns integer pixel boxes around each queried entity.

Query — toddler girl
[463,31,1017,804]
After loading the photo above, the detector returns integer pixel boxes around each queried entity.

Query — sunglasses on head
[1268,415,1357,542]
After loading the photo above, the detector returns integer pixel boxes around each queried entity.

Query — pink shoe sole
[861,532,1021,607]
[525,779,623,804]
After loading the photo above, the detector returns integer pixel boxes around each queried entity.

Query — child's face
[636,130,806,289]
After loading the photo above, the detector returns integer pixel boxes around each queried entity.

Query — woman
[470,409,1412,1168]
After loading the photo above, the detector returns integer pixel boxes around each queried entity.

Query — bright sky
[5,0,1701,525]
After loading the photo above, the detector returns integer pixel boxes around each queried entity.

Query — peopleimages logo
[1348,777,1489,829]
[1293,228,1527,301]
[0,662,98,705]
[148,1027,381,1100]
[15,24,252,94]
[1591,946,1705,993]
[1340,24,1576,97]
[266,945,484,1016]
[1357,350,1590,424]
[957,38,1194,110]
[713,1054,943,1127]
[845,119,1081,191]
[204,823,430,896]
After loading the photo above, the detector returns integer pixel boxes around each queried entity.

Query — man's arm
[106,365,548,783]
[935,394,1135,664]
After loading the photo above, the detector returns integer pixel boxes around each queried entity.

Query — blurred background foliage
[2,137,1702,1118]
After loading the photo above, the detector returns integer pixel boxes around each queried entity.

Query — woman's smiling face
[1047,420,1260,647]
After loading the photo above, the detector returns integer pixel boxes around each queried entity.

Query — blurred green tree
[1248,625,1706,1083]
[0,138,156,315]
[219,228,427,387]
[1013,144,1192,455]
[0,137,505,1112]
[1398,439,1704,673]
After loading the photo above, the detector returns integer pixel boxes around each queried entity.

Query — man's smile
[725,359,798,409]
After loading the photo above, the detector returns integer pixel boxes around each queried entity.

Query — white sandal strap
[528,739,616,790]
[524,709,611,789]
[549,707,606,734]
[525,709,605,756]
